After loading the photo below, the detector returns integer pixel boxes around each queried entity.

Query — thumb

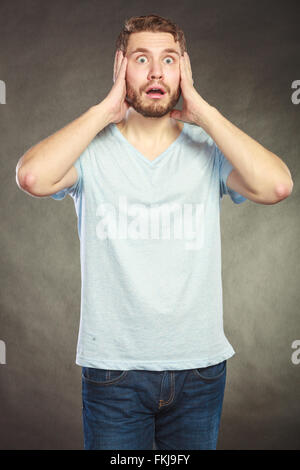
[170,109,181,120]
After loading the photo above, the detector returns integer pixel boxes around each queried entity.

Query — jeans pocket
[82,367,128,386]
[193,360,226,382]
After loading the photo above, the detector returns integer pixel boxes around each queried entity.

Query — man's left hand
[170,51,211,126]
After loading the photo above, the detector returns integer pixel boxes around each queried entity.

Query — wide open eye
[136,56,175,64]
[137,56,147,64]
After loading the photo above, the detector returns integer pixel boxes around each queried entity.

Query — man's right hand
[103,49,131,124]
[16,49,131,197]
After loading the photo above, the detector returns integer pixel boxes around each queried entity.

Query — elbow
[274,179,294,202]
[16,165,35,191]
[16,163,38,195]
[16,163,55,197]
[253,178,294,205]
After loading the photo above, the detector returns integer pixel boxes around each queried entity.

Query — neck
[116,109,183,146]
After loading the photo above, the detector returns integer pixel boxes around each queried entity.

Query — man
[16,14,293,450]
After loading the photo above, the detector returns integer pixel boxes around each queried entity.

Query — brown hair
[115,14,187,56]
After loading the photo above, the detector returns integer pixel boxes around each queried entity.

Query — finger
[184,52,192,74]
[113,50,120,82]
[186,53,194,84]
[183,52,193,84]
[180,54,188,80]
[116,51,125,79]
[183,52,191,77]
[114,51,123,82]
[116,55,127,82]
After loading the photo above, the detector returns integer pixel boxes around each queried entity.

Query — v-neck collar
[111,121,186,167]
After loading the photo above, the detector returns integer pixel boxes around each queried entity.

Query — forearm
[17,99,112,189]
[196,104,293,197]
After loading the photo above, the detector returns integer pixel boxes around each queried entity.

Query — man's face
[124,32,182,118]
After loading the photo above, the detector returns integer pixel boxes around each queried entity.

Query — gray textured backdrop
[0,0,299,450]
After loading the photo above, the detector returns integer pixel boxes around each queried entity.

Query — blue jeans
[81,359,227,450]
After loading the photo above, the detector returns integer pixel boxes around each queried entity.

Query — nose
[147,61,164,81]
[149,71,163,79]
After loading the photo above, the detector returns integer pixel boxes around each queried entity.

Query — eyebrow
[129,47,180,57]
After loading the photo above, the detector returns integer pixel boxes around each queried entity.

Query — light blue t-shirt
[51,121,247,371]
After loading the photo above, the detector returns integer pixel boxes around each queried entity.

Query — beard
[124,81,181,118]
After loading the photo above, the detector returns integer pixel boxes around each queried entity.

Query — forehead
[127,32,180,54]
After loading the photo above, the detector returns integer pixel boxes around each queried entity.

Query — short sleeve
[50,149,85,201]
[214,142,247,204]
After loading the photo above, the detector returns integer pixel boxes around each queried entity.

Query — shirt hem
[75,347,235,371]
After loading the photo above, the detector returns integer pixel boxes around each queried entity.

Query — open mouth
[145,86,166,99]
[145,88,166,99]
